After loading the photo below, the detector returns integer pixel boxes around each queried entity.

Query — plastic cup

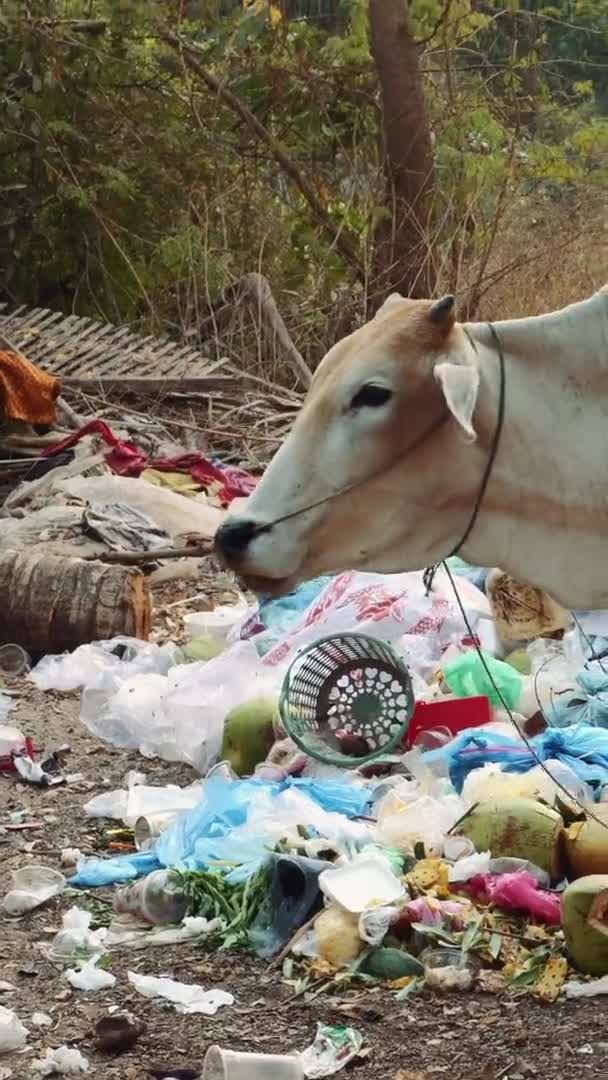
[424,947,473,991]
[0,644,31,677]
[203,1046,304,1080]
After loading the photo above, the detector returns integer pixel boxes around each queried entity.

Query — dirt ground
[1,683,607,1080]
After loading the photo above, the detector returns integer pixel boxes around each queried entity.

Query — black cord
[442,560,608,832]
[425,322,506,595]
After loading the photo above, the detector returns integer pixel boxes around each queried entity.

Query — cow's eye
[350,384,393,410]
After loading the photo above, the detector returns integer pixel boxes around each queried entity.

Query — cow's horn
[428,295,455,324]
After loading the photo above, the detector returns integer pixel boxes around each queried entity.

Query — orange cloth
[0,350,61,425]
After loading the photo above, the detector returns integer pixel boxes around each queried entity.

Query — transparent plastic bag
[79,640,280,774]
[30,637,176,692]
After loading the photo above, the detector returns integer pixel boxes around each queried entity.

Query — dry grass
[469,193,607,321]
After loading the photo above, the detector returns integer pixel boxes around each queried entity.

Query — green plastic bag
[442,649,522,710]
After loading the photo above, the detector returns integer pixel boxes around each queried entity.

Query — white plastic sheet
[128,972,234,1015]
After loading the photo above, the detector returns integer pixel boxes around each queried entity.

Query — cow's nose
[215,518,261,563]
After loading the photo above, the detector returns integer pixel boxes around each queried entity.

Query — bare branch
[160,32,365,283]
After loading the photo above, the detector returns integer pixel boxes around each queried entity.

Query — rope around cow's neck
[423,321,506,593]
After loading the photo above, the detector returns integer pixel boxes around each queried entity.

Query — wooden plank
[62,375,238,395]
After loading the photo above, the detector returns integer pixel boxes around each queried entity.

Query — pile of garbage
[3,556,608,1026]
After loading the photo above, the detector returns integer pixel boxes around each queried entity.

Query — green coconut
[362,947,424,980]
[561,875,608,976]
[564,805,608,879]
[221,695,278,776]
[504,649,532,676]
[455,796,564,879]
[175,635,225,664]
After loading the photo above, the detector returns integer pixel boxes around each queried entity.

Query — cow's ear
[434,361,479,440]
[428,295,456,333]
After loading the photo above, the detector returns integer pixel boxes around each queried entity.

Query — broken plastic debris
[299,1025,364,1078]
[127,972,234,1015]
[31,1014,53,1029]
[0,1006,28,1053]
[66,956,116,992]
[31,1046,89,1074]
[48,907,107,963]
[565,976,608,998]
[2,866,65,916]
[60,849,82,869]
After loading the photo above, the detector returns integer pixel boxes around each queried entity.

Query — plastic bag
[2,866,65,916]
[0,1006,28,1052]
[0,696,15,724]
[248,854,330,959]
[466,871,561,924]
[461,760,592,809]
[374,790,465,858]
[30,637,176,692]
[79,640,279,774]
[443,650,522,710]
[66,956,116,992]
[157,776,370,875]
[358,906,400,946]
[549,659,608,729]
[32,1047,89,1075]
[48,907,107,963]
[424,723,608,796]
[254,568,496,681]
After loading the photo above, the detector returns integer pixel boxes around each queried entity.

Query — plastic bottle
[113,869,188,925]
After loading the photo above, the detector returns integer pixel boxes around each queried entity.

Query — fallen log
[0,550,151,653]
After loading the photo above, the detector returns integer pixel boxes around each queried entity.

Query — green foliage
[0,0,605,343]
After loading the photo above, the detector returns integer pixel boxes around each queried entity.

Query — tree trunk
[0,551,151,653]
[369,0,436,307]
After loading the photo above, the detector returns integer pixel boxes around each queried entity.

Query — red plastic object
[404,696,491,749]
[0,737,36,772]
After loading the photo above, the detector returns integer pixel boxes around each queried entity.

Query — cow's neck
[460,289,608,609]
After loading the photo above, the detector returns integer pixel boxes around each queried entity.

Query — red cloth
[42,420,256,506]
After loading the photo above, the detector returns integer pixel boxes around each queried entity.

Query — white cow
[215,286,608,610]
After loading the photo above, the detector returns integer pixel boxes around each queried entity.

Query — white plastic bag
[30,637,176,693]
[32,1047,89,1075]
[0,1006,27,1053]
[258,568,496,680]
[2,866,65,916]
[79,639,280,774]
[374,791,465,858]
[66,956,116,992]
[48,907,107,964]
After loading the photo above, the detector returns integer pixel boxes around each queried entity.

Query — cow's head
[215,293,486,595]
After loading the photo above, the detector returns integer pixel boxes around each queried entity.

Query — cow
[215,286,608,610]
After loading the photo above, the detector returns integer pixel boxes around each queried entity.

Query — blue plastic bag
[72,776,370,889]
[550,659,608,728]
[423,723,608,797]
